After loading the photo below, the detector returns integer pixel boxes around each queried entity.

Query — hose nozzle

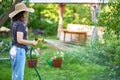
[35,38,44,42]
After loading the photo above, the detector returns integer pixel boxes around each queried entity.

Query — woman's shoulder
[15,20,23,25]
[15,20,24,26]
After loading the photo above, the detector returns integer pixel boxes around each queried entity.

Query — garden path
[45,39,83,51]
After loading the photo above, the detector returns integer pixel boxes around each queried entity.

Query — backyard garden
[0,36,106,80]
[0,0,120,80]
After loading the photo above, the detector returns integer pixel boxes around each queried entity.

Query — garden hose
[30,47,41,80]
[29,38,44,80]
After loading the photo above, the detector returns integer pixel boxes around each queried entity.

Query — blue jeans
[10,46,26,80]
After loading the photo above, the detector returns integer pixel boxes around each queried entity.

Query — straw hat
[9,2,34,18]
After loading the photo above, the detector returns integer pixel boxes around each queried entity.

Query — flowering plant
[52,51,64,60]
[26,48,41,59]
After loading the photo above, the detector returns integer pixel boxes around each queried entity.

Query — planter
[27,59,38,68]
[52,59,62,67]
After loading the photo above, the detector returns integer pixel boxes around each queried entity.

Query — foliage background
[0,0,120,80]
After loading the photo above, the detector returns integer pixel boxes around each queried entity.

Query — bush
[86,39,120,79]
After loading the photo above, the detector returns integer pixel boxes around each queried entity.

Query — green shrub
[86,39,120,79]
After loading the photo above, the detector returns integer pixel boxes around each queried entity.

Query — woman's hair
[12,11,25,22]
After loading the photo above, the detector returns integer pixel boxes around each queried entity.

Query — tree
[0,0,23,27]
[99,0,120,39]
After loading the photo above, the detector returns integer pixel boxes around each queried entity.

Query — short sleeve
[16,22,25,32]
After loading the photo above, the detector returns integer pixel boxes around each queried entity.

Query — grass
[24,46,106,80]
[25,64,105,80]
[0,35,106,80]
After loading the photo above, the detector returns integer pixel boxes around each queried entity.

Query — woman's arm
[17,32,37,46]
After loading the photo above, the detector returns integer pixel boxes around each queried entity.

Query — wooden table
[61,29,87,44]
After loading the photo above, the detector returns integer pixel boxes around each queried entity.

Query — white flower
[53,51,64,59]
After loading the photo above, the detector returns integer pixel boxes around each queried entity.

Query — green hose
[30,47,41,80]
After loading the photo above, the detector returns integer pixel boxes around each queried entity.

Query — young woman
[9,2,37,80]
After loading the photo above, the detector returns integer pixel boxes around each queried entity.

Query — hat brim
[9,8,34,18]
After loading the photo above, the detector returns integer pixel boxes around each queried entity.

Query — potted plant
[26,48,40,68]
[52,51,64,67]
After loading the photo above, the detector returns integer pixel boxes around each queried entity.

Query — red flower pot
[52,59,62,67]
[27,59,38,68]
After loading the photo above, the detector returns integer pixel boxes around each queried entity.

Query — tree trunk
[57,3,66,39]
[0,0,23,27]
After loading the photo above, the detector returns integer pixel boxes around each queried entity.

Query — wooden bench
[60,29,87,44]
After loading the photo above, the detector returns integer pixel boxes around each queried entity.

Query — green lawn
[0,55,106,80]
[0,36,106,80]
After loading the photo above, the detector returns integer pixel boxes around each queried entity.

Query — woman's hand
[32,40,38,46]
